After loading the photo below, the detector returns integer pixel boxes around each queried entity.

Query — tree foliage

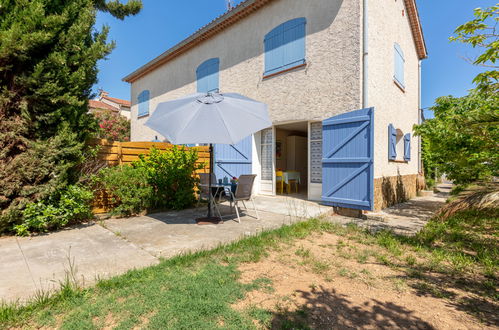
[417,5,499,187]
[415,91,498,185]
[450,5,499,92]
[0,0,141,232]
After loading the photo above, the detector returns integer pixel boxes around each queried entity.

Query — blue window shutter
[138,90,150,117]
[322,107,374,211]
[196,58,220,93]
[394,43,405,87]
[264,18,306,75]
[404,133,411,161]
[388,124,397,160]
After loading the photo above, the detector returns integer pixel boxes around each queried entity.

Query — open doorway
[275,122,308,199]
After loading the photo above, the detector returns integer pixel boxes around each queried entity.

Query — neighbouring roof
[123,0,427,83]
[88,100,119,111]
[102,95,132,107]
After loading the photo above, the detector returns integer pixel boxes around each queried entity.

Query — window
[264,18,306,76]
[394,43,405,88]
[310,122,322,184]
[395,129,404,159]
[137,90,150,117]
[388,124,411,161]
[196,58,220,93]
[261,128,273,180]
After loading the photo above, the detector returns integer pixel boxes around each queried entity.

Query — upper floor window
[394,43,405,89]
[196,58,220,93]
[137,90,150,118]
[264,17,306,77]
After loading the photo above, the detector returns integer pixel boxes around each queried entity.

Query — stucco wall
[368,0,421,179]
[130,0,362,142]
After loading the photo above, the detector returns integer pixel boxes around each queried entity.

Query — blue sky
[93,0,495,118]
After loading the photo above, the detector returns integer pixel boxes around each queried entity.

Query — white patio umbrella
[145,92,271,222]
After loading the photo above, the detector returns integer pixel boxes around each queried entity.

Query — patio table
[283,171,301,184]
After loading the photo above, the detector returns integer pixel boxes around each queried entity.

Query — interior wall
[275,128,308,170]
[275,129,290,170]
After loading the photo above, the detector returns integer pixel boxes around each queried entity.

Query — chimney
[99,89,109,98]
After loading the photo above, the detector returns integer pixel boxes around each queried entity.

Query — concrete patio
[0,188,449,304]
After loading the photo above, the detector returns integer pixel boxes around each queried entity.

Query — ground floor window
[261,128,273,180]
[310,122,322,184]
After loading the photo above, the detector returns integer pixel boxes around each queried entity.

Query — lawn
[1,209,497,329]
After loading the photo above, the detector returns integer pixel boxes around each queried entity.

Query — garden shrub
[14,185,94,236]
[93,166,153,216]
[133,146,204,210]
[93,111,130,142]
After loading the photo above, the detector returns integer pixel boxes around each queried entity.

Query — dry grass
[439,182,499,219]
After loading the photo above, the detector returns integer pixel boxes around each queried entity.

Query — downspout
[418,60,422,174]
[362,0,368,108]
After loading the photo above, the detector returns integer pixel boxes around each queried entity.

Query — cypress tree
[0,0,141,232]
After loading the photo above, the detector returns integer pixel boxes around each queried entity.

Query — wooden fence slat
[90,139,210,214]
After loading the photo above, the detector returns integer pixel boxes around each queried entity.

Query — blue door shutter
[322,108,374,211]
[264,18,306,76]
[388,124,397,160]
[214,136,253,181]
[404,133,411,161]
[196,58,220,93]
[394,43,405,87]
[138,90,150,117]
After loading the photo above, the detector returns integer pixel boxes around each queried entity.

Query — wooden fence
[89,139,211,214]
[89,138,210,169]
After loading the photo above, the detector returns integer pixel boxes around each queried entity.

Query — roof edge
[404,0,428,60]
[123,0,274,83]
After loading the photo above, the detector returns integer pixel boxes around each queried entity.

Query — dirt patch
[236,232,491,329]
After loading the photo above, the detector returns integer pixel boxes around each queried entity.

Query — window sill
[389,159,409,164]
[263,63,307,80]
[393,79,406,93]
[137,113,149,119]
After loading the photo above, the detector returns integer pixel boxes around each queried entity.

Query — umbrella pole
[207,143,213,218]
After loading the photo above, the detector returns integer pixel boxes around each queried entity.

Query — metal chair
[197,173,221,217]
[223,174,259,223]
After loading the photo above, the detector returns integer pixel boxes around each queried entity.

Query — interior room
[274,121,308,197]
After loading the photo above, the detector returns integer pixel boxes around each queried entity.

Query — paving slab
[0,224,158,304]
[103,206,305,258]
[253,194,329,218]
[352,184,451,235]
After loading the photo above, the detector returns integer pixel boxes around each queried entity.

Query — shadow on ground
[272,286,434,329]
[145,203,258,225]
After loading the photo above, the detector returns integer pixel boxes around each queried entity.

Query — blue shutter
[322,108,374,211]
[196,58,220,93]
[138,90,150,117]
[264,18,306,76]
[388,124,397,160]
[404,133,411,161]
[394,43,405,87]
[214,135,253,181]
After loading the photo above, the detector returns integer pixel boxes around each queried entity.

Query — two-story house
[123,0,427,211]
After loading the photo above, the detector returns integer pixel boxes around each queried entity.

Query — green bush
[93,166,153,217]
[93,147,204,217]
[14,185,93,236]
[133,146,204,210]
